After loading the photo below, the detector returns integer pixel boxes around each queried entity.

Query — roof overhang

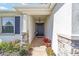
[0,10,21,16]
[14,3,55,15]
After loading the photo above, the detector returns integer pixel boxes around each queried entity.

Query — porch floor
[31,37,47,56]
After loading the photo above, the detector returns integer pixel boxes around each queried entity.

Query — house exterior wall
[70,3,79,56]
[45,3,65,55]
[53,3,72,55]
[72,3,79,34]
[45,3,64,41]
[54,3,79,56]
[0,12,35,44]
[45,14,53,41]
[0,12,23,42]
[54,3,72,36]
[1,3,79,56]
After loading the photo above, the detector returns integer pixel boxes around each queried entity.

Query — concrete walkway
[31,37,47,56]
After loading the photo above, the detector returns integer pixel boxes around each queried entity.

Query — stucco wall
[72,3,79,34]
[45,15,53,41]
[70,3,79,56]
[53,3,72,55]
[0,35,22,42]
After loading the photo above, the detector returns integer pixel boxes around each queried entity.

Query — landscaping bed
[0,40,33,56]
[42,37,56,56]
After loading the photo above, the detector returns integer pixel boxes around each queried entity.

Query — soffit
[14,3,55,15]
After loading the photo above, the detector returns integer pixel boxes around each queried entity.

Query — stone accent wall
[58,35,79,56]
[58,35,71,56]
[71,40,79,56]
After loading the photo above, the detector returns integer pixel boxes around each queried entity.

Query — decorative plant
[0,42,8,52]
[43,37,49,43]
[46,47,56,56]
[5,42,14,53]
[43,37,51,47]
[19,48,28,56]
[0,39,31,56]
[0,40,20,53]
[13,43,20,51]
[15,39,20,43]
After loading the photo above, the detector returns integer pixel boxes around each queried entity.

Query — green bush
[0,42,8,51]
[0,41,20,53]
[46,47,56,56]
[19,48,28,56]
[27,44,32,50]
[6,42,14,53]
[0,40,30,56]
[15,39,20,43]
[13,43,20,51]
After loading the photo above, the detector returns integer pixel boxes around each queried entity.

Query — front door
[35,23,44,36]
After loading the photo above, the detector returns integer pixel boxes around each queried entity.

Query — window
[0,16,20,34]
[2,17,15,33]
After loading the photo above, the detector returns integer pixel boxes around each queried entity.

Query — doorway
[35,23,44,36]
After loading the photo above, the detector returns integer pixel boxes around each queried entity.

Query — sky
[0,3,23,10]
[2,17,14,26]
[0,3,14,10]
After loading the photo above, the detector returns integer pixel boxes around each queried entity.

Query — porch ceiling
[32,15,48,20]
[14,3,55,15]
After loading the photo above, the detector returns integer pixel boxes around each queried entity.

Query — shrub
[0,40,20,53]
[0,40,30,56]
[15,39,20,43]
[27,44,32,49]
[14,43,20,51]
[0,42,8,51]
[5,42,14,53]
[0,42,2,50]
[46,47,56,56]
[19,48,28,56]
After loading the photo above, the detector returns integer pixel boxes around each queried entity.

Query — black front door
[35,23,44,36]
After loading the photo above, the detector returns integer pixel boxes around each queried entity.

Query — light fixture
[38,17,41,23]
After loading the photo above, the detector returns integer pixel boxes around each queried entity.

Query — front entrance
[35,23,44,36]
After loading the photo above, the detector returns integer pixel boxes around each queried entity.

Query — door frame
[35,23,44,36]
